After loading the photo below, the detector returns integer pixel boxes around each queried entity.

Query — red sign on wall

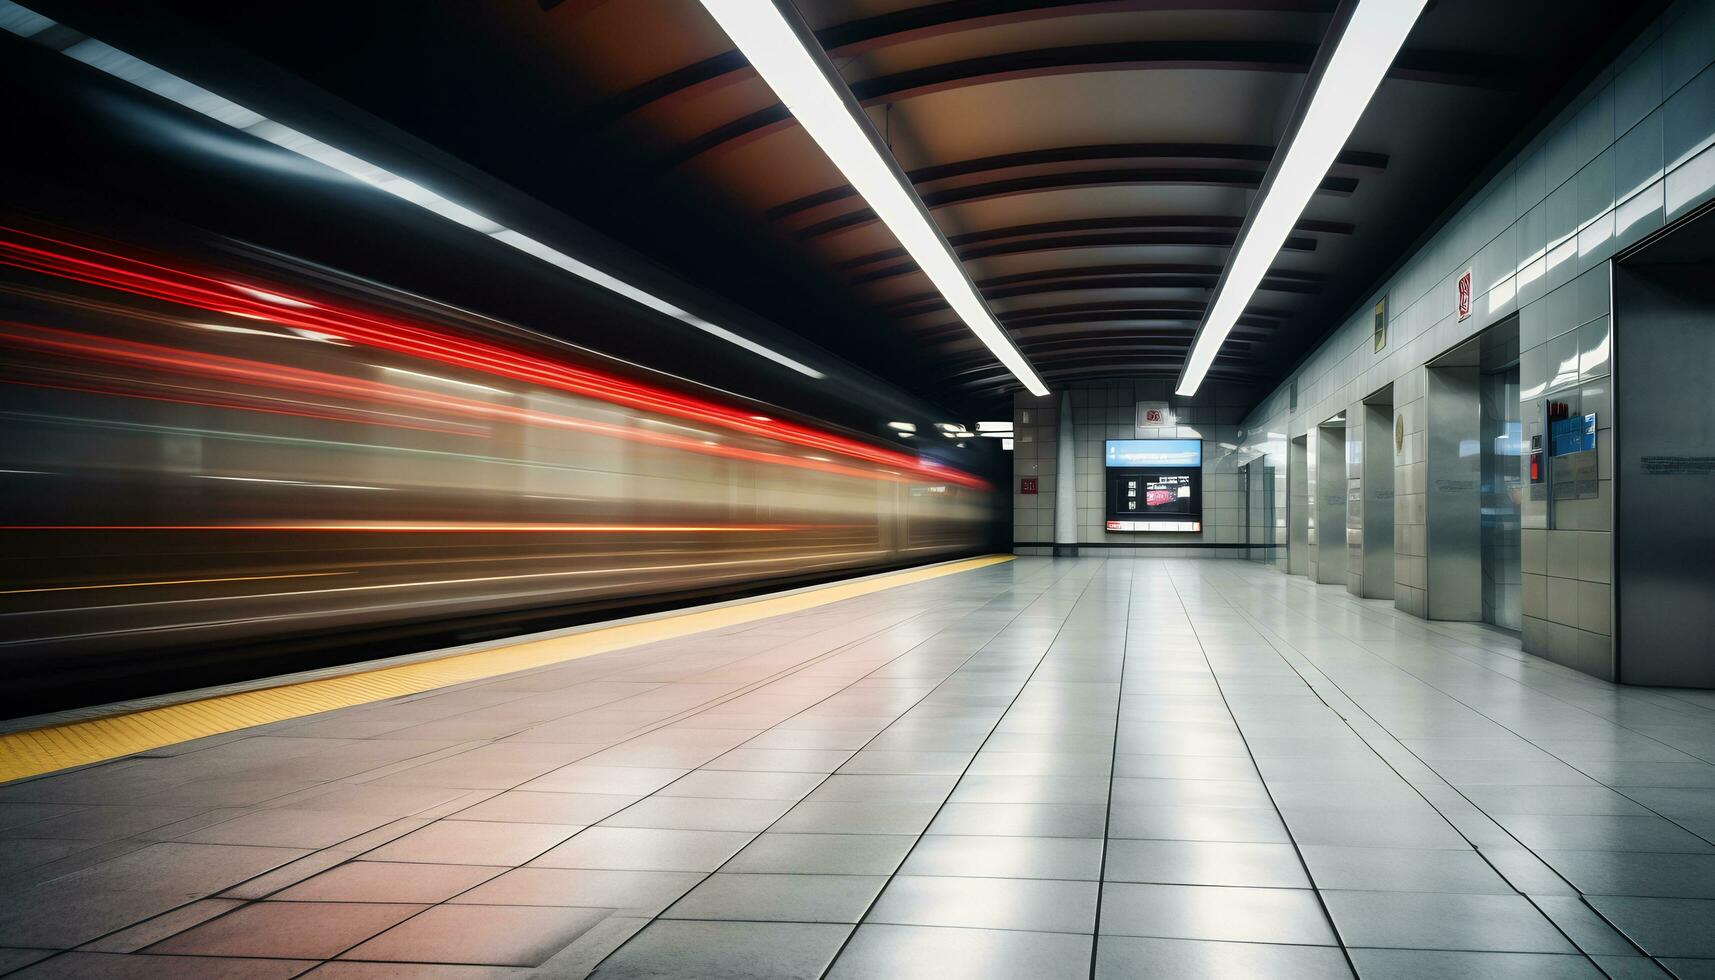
[1020,477,1038,494]
[1456,268,1473,321]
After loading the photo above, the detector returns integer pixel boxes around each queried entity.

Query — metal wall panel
[1613,262,1715,687]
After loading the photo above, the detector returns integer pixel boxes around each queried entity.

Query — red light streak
[0,227,988,489]
[0,321,940,485]
[7,379,485,436]
[0,522,863,532]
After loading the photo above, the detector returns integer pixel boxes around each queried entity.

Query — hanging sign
[1456,268,1473,321]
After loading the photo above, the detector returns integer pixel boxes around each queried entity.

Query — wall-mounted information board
[1104,439,1202,532]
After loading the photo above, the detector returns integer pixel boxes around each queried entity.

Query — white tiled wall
[1236,0,1715,679]
[1014,381,1255,557]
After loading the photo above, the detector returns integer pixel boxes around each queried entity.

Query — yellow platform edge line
[0,555,1014,782]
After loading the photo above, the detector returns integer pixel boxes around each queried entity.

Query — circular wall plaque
[1394,413,1405,455]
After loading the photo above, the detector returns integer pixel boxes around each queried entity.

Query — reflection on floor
[1,557,1712,979]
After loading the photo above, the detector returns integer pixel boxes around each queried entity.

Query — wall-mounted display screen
[1105,439,1202,468]
[1104,440,1202,532]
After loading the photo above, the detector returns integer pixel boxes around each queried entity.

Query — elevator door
[1481,366,1522,630]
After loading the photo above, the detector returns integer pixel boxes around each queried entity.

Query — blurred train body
[0,226,996,714]
[0,30,1002,716]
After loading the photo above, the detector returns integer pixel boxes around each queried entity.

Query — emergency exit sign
[1020,477,1038,494]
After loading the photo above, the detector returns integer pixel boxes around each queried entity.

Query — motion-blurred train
[0,223,997,715]
[0,16,1000,716]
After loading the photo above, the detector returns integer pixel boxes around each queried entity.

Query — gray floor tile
[1585,895,1715,957]
[22,559,1715,977]
[517,766,686,795]
[1102,839,1310,888]
[709,749,855,773]
[450,867,700,914]
[148,901,424,959]
[1110,777,1273,808]
[826,923,1091,980]
[7,951,316,978]
[722,833,916,875]
[0,838,103,876]
[948,774,1110,804]
[340,904,610,966]
[362,820,578,866]
[662,872,885,923]
[1461,785,1653,816]
[1591,961,1673,980]
[0,949,53,974]
[806,774,958,803]
[1297,845,1513,894]
[1537,850,1715,898]
[531,827,753,872]
[1095,936,1352,979]
[770,801,941,835]
[1493,813,1715,853]
[868,875,1097,933]
[1098,882,1336,945]
[900,834,1104,880]
[0,843,313,947]
[0,806,204,842]
[589,920,850,980]
[172,808,394,849]
[1280,808,1468,849]
[655,770,824,800]
[599,796,793,832]
[1107,804,1292,843]
[272,861,505,903]
[838,751,973,776]
[927,802,1107,838]
[1322,890,1576,953]
[1347,948,1604,978]
[964,752,1111,777]
[446,792,638,825]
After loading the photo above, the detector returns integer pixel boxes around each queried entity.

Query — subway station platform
[2,556,1714,979]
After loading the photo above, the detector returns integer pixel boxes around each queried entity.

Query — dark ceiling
[41,0,1665,412]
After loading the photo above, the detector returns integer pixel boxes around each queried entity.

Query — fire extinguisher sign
[1456,268,1473,321]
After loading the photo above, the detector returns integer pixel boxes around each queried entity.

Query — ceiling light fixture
[696,0,1048,397]
[1176,0,1426,396]
[0,1,824,381]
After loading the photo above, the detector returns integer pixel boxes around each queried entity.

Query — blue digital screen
[1105,439,1202,468]
[1549,414,1596,456]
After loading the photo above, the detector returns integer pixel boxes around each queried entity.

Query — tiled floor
[1,557,1713,978]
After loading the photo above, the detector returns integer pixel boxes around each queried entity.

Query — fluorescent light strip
[0,3,822,380]
[697,1,1048,397]
[1177,0,1426,396]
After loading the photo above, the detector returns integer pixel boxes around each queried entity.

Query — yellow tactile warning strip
[0,555,1013,782]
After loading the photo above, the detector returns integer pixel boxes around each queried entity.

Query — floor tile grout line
[1086,556,1135,980]
[1228,565,1715,763]
[340,565,1042,973]
[813,558,1110,979]
[1162,561,1360,978]
[1206,564,1715,847]
[579,559,1078,977]
[38,563,1034,976]
[1216,565,1715,850]
[1194,563,1656,970]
